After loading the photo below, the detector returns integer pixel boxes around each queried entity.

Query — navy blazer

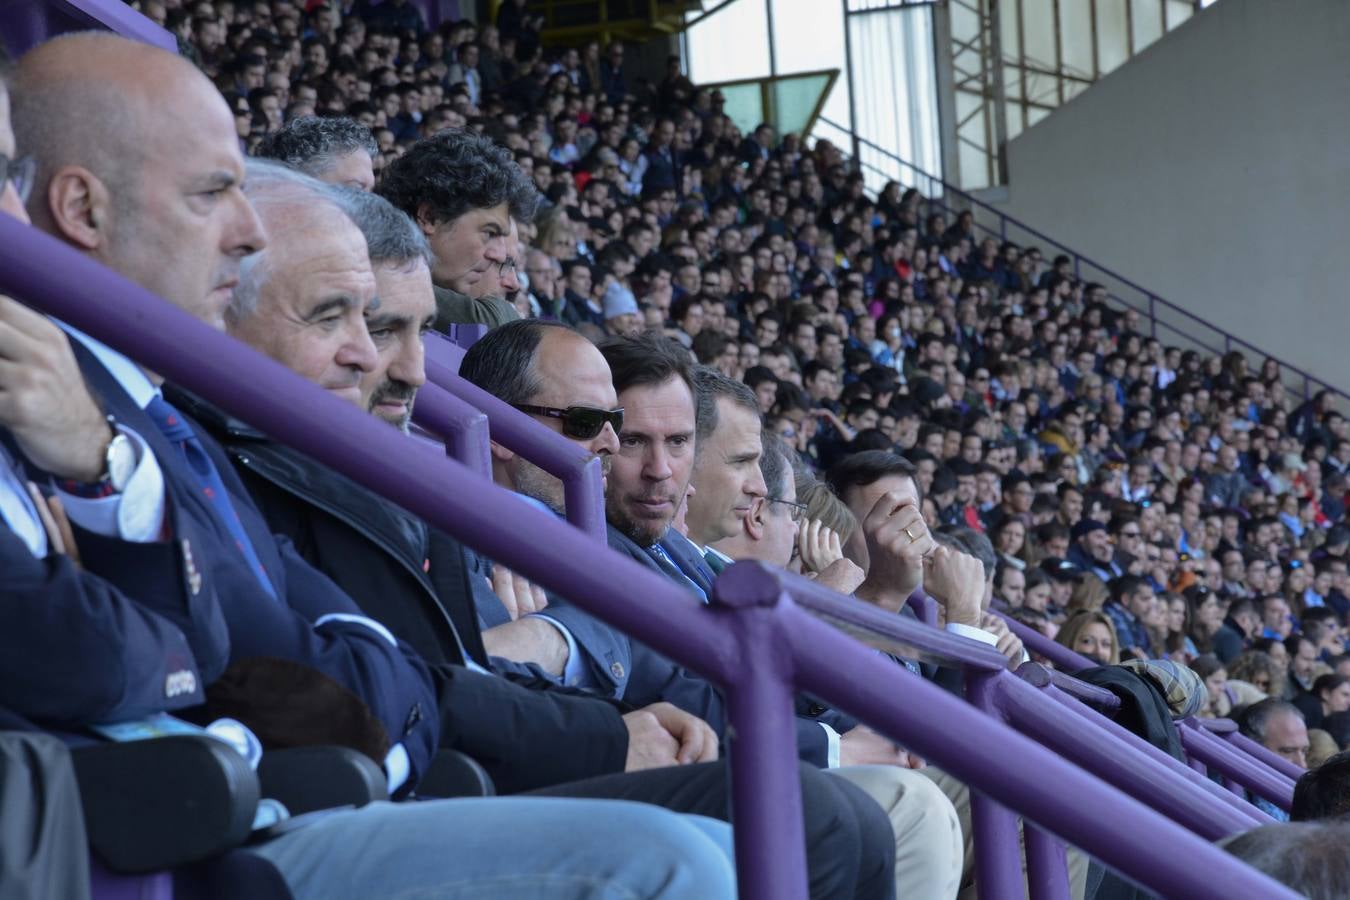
[73,344,439,785]
[541,524,856,767]
[0,494,211,725]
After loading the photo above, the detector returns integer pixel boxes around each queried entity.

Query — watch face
[107,433,137,492]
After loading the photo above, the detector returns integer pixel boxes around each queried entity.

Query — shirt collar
[59,321,160,410]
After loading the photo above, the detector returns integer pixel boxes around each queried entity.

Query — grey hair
[1220,820,1350,898]
[939,524,998,582]
[230,159,350,322]
[758,430,790,501]
[327,186,433,270]
[255,115,377,177]
[692,365,761,445]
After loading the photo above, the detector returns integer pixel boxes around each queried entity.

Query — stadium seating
[1,0,1346,896]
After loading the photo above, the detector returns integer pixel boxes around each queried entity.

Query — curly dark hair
[375,127,539,227]
[256,115,377,177]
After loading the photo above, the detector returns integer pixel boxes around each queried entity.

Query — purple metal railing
[409,384,493,479]
[820,116,1348,407]
[992,609,1098,672]
[0,214,1302,900]
[418,332,608,541]
[1179,718,1296,811]
[0,0,176,56]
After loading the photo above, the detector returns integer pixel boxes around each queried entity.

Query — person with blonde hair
[1055,610,1120,666]
[1066,572,1110,614]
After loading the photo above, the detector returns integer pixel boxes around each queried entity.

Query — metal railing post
[410,383,493,479]
[423,356,609,542]
[1024,826,1069,900]
[712,565,810,900]
[964,671,1028,900]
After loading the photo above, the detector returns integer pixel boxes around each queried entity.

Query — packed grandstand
[0,0,1347,897]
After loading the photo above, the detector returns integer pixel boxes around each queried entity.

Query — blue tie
[145,396,277,599]
[647,544,708,604]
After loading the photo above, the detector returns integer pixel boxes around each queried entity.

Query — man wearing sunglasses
[465,324,977,899]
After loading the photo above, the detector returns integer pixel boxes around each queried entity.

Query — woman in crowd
[1055,610,1120,666]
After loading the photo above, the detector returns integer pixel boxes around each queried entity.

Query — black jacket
[178,393,630,795]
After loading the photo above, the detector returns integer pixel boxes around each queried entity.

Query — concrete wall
[982,0,1350,393]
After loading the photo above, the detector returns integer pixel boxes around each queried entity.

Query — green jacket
[433,285,518,331]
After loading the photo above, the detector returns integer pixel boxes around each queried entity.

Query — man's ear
[46,166,111,252]
[488,439,515,463]
[415,203,439,237]
[744,496,767,542]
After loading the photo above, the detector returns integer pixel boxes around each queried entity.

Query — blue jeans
[250,798,736,899]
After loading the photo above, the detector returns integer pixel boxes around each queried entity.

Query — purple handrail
[420,332,608,542]
[992,609,1098,672]
[1022,668,1268,828]
[410,383,492,479]
[0,217,1300,899]
[823,116,1347,405]
[1178,719,1296,811]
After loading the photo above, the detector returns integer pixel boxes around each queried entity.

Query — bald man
[9,33,739,900]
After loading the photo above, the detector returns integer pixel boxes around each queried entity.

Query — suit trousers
[250,797,736,900]
[527,760,896,900]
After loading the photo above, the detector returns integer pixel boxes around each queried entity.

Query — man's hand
[0,297,112,481]
[798,518,844,574]
[622,702,718,771]
[981,612,1024,668]
[489,565,548,621]
[809,558,866,595]
[839,724,925,769]
[856,492,935,610]
[921,545,984,628]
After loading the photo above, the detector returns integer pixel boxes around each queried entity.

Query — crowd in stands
[0,0,1346,895]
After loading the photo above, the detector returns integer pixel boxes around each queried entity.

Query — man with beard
[199,170,885,899]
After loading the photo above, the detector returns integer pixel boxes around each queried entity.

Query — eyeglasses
[514,404,624,439]
[767,497,807,522]
[0,154,36,205]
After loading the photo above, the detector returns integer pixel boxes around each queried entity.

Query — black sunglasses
[514,404,624,439]
[0,153,36,205]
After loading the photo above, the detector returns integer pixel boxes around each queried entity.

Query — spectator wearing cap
[602,281,641,337]
[1067,519,1122,582]
[1038,557,1081,615]
[1104,575,1158,660]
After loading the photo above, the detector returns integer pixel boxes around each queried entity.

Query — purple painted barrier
[0,0,176,56]
[421,333,608,542]
[994,610,1097,672]
[409,383,492,479]
[1179,719,1296,811]
[89,860,172,900]
[1027,671,1268,828]
[0,216,1300,899]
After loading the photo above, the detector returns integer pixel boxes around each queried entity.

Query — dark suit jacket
[184,399,631,795]
[542,524,856,767]
[0,490,212,725]
[72,346,439,788]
